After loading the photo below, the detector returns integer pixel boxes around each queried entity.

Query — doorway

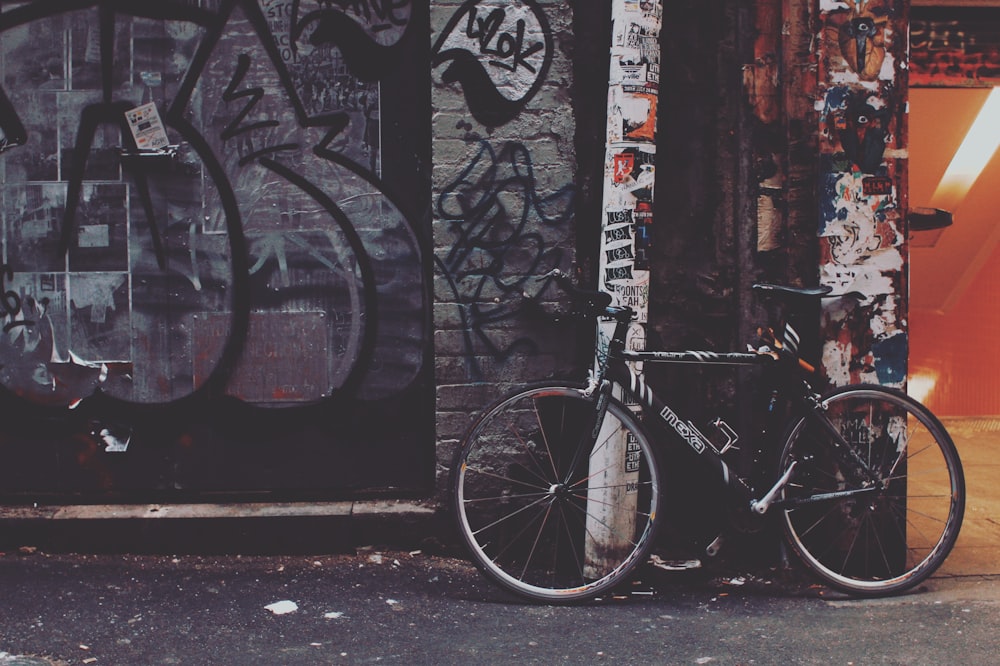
[908,87,1000,416]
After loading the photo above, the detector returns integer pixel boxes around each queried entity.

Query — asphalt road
[1,546,998,666]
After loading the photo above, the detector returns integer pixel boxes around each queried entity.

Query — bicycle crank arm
[749,461,797,514]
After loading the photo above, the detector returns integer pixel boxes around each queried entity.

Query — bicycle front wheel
[778,385,964,596]
[453,383,661,603]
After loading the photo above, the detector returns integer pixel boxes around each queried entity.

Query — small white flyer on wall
[125,102,169,151]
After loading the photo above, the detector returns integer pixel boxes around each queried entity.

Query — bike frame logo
[658,404,707,454]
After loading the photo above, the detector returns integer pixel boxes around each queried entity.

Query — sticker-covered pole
[586,0,662,576]
[815,0,910,389]
[598,0,660,328]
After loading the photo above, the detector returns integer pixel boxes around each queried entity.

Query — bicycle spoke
[574,479,653,495]
[559,406,609,488]
[531,395,565,482]
[469,493,553,539]
[478,501,555,576]
[560,419,628,488]
[789,502,845,541]
[502,420,561,488]
[461,464,551,495]
[461,490,550,505]
[832,514,866,579]
[564,460,615,492]
[791,456,843,487]
[855,511,892,579]
[562,496,641,550]
[899,504,948,548]
[518,501,556,582]
[569,490,653,519]
[555,501,588,584]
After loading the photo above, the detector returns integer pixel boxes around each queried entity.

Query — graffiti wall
[431,0,582,476]
[0,0,434,498]
[815,0,908,387]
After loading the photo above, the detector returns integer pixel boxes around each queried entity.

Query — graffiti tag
[0,264,32,333]
[432,0,552,127]
[436,141,573,377]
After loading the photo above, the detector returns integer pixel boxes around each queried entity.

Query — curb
[0,501,457,556]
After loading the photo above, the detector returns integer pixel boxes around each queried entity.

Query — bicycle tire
[453,382,661,603]
[778,384,964,596]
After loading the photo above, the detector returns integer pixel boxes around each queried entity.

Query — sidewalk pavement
[937,417,1000,579]
[1,545,998,666]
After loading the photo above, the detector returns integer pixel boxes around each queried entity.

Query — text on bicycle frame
[658,404,708,455]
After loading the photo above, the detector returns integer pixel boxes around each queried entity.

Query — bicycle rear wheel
[453,383,661,603]
[778,384,964,596]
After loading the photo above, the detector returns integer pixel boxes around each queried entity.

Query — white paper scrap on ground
[265,600,298,615]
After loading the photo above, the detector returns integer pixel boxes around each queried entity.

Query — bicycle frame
[594,330,766,503]
[589,305,883,517]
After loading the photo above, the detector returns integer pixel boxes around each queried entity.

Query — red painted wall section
[909,242,1000,416]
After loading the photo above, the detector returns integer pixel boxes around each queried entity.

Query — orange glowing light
[907,372,938,404]
[931,87,1000,212]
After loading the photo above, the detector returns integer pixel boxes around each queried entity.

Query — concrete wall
[0,0,602,501]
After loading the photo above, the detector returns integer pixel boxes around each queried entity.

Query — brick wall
[430,0,584,494]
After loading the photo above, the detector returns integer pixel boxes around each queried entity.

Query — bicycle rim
[453,384,660,603]
[779,385,964,596]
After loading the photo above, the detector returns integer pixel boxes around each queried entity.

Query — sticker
[124,102,169,151]
[613,153,635,183]
[862,176,893,196]
[625,432,641,473]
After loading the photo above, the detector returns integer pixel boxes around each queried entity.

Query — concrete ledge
[0,500,452,555]
[0,500,435,521]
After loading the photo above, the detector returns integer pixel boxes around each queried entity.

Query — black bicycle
[452,270,964,602]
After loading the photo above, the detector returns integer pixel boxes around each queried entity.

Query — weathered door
[0,0,433,499]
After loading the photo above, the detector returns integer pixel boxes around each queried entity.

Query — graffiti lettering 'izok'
[433,0,552,127]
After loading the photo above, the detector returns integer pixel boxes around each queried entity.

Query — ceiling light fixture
[931,86,1000,212]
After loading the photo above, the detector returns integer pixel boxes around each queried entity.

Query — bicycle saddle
[752,283,833,298]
